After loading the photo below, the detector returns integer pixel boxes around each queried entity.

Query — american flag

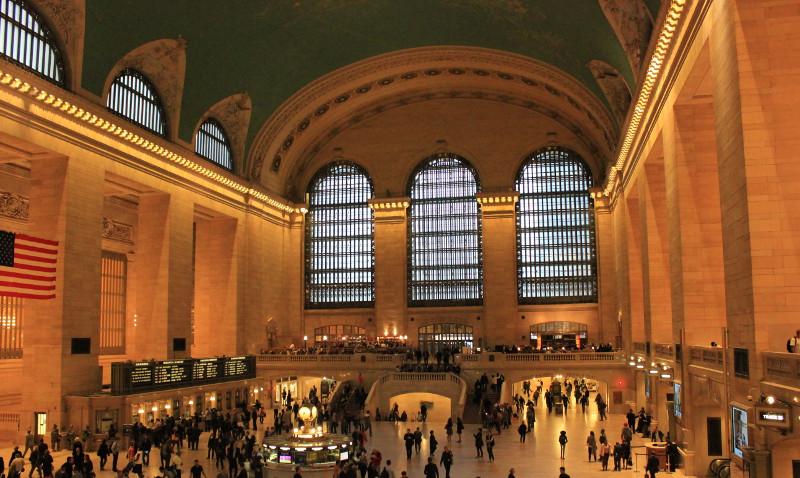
[0,231,58,299]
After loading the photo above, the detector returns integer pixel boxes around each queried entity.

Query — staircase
[462,387,499,424]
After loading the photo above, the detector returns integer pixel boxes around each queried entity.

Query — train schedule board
[111,355,256,395]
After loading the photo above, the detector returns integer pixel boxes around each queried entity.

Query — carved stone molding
[477,191,519,219]
[368,197,410,224]
[105,38,187,141]
[198,93,252,174]
[0,192,29,221]
[102,217,134,244]
[599,0,653,81]
[249,47,619,190]
[33,0,85,90]
[588,60,632,126]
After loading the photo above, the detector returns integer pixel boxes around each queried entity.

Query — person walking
[558,431,568,459]
[558,466,571,478]
[600,441,611,470]
[473,429,484,458]
[613,442,623,471]
[586,431,597,462]
[508,468,516,478]
[517,422,527,443]
[485,431,495,463]
[456,418,463,443]
[403,429,415,460]
[422,457,438,478]
[646,452,661,477]
[428,431,438,457]
[414,428,423,455]
[110,439,120,473]
[444,419,453,443]
[439,447,453,478]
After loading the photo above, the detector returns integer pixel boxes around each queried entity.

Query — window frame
[515,146,598,304]
[0,0,66,86]
[407,153,483,308]
[195,117,233,171]
[106,68,167,138]
[304,161,375,309]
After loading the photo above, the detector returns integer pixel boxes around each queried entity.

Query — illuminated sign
[111,356,256,395]
[731,407,749,458]
[754,405,792,429]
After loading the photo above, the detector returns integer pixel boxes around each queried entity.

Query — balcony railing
[634,342,647,354]
[654,343,674,360]
[689,346,724,371]
[763,352,800,382]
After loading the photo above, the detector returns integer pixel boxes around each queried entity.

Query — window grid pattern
[305,162,375,308]
[106,68,166,137]
[314,325,366,343]
[0,295,23,358]
[195,118,233,170]
[0,0,64,85]
[408,154,482,307]
[418,323,474,353]
[100,251,126,354]
[516,147,597,304]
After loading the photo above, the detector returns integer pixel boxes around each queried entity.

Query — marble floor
[2,401,683,478]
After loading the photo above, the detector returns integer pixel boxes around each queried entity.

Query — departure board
[111,355,256,395]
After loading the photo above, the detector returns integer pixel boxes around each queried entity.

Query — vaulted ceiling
[81,0,660,163]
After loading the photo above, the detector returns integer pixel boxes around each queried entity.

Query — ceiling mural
[82,0,641,171]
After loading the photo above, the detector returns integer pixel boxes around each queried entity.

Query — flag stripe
[0,270,56,282]
[14,253,57,264]
[0,280,54,291]
[11,263,56,273]
[15,243,58,255]
[16,234,58,246]
[0,290,56,299]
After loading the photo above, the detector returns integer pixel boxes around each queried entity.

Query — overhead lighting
[766,395,776,405]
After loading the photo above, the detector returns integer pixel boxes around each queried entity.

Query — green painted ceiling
[83,0,637,156]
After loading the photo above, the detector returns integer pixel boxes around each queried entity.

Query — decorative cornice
[475,192,519,206]
[0,66,302,215]
[102,217,133,244]
[0,192,29,221]
[602,0,689,199]
[368,198,410,211]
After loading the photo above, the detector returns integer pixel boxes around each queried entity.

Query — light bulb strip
[601,0,688,199]
[0,70,300,214]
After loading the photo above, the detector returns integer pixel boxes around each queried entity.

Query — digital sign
[754,405,792,429]
[731,406,749,458]
[111,356,256,395]
[673,383,682,419]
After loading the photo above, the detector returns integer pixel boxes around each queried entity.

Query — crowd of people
[261,341,618,357]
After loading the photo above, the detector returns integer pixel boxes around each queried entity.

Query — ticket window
[34,412,47,438]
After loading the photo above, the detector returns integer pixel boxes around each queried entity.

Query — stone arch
[588,60,632,126]
[103,38,186,141]
[248,46,618,197]
[192,93,251,175]
[30,0,84,91]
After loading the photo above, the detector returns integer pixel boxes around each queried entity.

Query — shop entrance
[529,321,588,350]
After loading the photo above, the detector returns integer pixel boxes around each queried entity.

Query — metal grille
[516,147,597,303]
[408,154,482,307]
[0,295,22,359]
[0,0,64,86]
[418,323,474,353]
[195,118,233,170]
[305,161,374,308]
[100,250,126,354]
[106,68,167,137]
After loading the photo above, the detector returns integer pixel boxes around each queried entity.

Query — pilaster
[368,198,409,338]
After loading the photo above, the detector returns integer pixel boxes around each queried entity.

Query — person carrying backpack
[788,329,800,353]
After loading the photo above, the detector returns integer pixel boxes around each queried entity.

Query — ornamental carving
[106,38,187,140]
[34,0,85,89]
[588,60,632,126]
[102,218,134,244]
[0,192,29,220]
[598,0,653,80]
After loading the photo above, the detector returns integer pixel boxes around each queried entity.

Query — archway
[388,393,453,422]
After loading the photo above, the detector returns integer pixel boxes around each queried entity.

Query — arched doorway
[530,321,588,350]
[418,323,474,352]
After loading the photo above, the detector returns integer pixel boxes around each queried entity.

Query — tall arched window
[305,161,374,308]
[106,68,167,137]
[408,154,482,307]
[516,147,597,303]
[0,0,65,86]
[195,118,233,170]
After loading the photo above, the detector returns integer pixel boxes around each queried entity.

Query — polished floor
[4,401,682,478]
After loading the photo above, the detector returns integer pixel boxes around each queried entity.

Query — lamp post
[303,335,308,350]
[323,335,328,352]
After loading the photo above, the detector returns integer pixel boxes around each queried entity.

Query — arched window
[305,161,374,308]
[516,147,597,304]
[195,118,233,170]
[0,0,65,86]
[408,154,482,307]
[106,68,166,137]
[418,323,474,353]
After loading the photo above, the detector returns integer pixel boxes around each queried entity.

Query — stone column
[132,192,193,360]
[369,198,409,339]
[281,209,305,345]
[476,193,519,347]
[593,191,618,345]
[22,155,104,434]
[193,217,239,357]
